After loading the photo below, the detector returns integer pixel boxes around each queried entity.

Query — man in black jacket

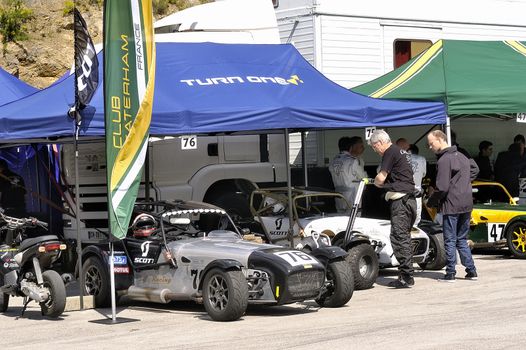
[427,130,479,282]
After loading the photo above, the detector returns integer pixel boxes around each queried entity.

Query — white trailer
[275,0,526,164]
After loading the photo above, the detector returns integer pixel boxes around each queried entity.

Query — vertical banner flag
[74,8,99,108]
[104,0,156,239]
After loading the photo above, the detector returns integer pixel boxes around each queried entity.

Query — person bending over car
[369,130,417,289]
[329,136,367,213]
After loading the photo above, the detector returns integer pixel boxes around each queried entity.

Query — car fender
[333,231,371,251]
[308,246,347,266]
[505,215,526,229]
[198,259,243,290]
[81,243,133,289]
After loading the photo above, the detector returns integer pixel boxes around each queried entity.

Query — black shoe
[465,271,478,280]
[388,277,414,288]
[437,274,455,283]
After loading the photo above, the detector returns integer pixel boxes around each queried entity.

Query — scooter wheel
[40,270,66,318]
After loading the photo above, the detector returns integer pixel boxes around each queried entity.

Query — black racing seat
[19,235,59,251]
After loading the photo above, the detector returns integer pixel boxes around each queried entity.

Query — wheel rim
[358,256,371,277]
[85,265,103,296]
[511,225,526,254]
[207,275,229,311]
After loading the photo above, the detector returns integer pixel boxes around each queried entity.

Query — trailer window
[393,40,432,68]
[272,0,279,8]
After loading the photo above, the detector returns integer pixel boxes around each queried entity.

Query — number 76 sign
[180,135,197,150]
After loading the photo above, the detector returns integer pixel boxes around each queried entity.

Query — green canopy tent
[353,39,526,140]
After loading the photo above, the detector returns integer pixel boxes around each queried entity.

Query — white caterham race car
[240,187,446,290]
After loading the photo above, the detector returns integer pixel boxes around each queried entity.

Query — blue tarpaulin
[0,43,446,141]
[0,67,38,106]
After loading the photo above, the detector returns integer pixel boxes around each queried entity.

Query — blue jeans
[443,212,477,276]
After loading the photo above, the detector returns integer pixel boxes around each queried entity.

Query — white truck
[275,0,526,165]
[61,0,288,243]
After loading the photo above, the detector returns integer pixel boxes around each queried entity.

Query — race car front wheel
[202,268,248,321]
[506,221,526,259]
[315,260,354,308]
[346,244,378,290]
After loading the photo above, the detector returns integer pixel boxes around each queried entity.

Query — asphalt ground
[1,250,525,350]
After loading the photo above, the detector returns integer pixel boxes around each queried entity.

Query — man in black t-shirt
[369,129,416,289]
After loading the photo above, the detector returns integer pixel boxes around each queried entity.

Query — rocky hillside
[0,0,198,88]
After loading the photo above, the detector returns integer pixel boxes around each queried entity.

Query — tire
[40,270,66,318]
[0,275,9,313]
[346,244,379,290]
[83,256,111,307]
[506,221,526,259]
[315,260,354,308]
[418,233,447,270]
[202,268,248,321]
[210,193,251,221]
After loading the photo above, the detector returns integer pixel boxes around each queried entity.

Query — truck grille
[288,270,325,299]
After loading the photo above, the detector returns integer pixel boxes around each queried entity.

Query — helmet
[131,213,157,238]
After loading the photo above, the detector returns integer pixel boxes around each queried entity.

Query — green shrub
[63,0,74,16]
[0,0,33,53]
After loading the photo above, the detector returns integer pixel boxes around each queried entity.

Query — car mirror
[512,197,520,204]
[170,217,191,225]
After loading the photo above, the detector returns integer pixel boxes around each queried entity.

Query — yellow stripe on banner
[371,40,443,98]
[504,40,526,58]
[111,47,156,192]
[141,0,154,68]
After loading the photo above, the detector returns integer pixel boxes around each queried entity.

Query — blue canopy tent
[0,67,38,107]
[0,42,447,253]
[0,43,446,141]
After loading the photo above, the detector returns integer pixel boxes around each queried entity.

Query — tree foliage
[0,0,32,50]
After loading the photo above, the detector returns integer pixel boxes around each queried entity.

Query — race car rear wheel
[418,233,447,270]
[83,257,111,307]
[0,275,9,313]
[315,260,354,308]
[346,244,379,290]
[506,221,526,259]
[202,268,248,321]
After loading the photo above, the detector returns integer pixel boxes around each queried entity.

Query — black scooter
[0,212,66,318]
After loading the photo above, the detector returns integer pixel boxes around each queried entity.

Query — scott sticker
[274,250,319,267]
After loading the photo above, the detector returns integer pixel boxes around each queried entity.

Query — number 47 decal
[487,223,506,242]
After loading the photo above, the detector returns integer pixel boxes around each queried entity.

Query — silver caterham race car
[80,200,353,321]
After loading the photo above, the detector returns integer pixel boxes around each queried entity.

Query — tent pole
[74,117,84,310]
[144,143,150,202]
[445,115,452,144]
[284,129,294,248]
[301,131,308,187]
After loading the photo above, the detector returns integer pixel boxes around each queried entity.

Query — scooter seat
[19,235,59,251]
